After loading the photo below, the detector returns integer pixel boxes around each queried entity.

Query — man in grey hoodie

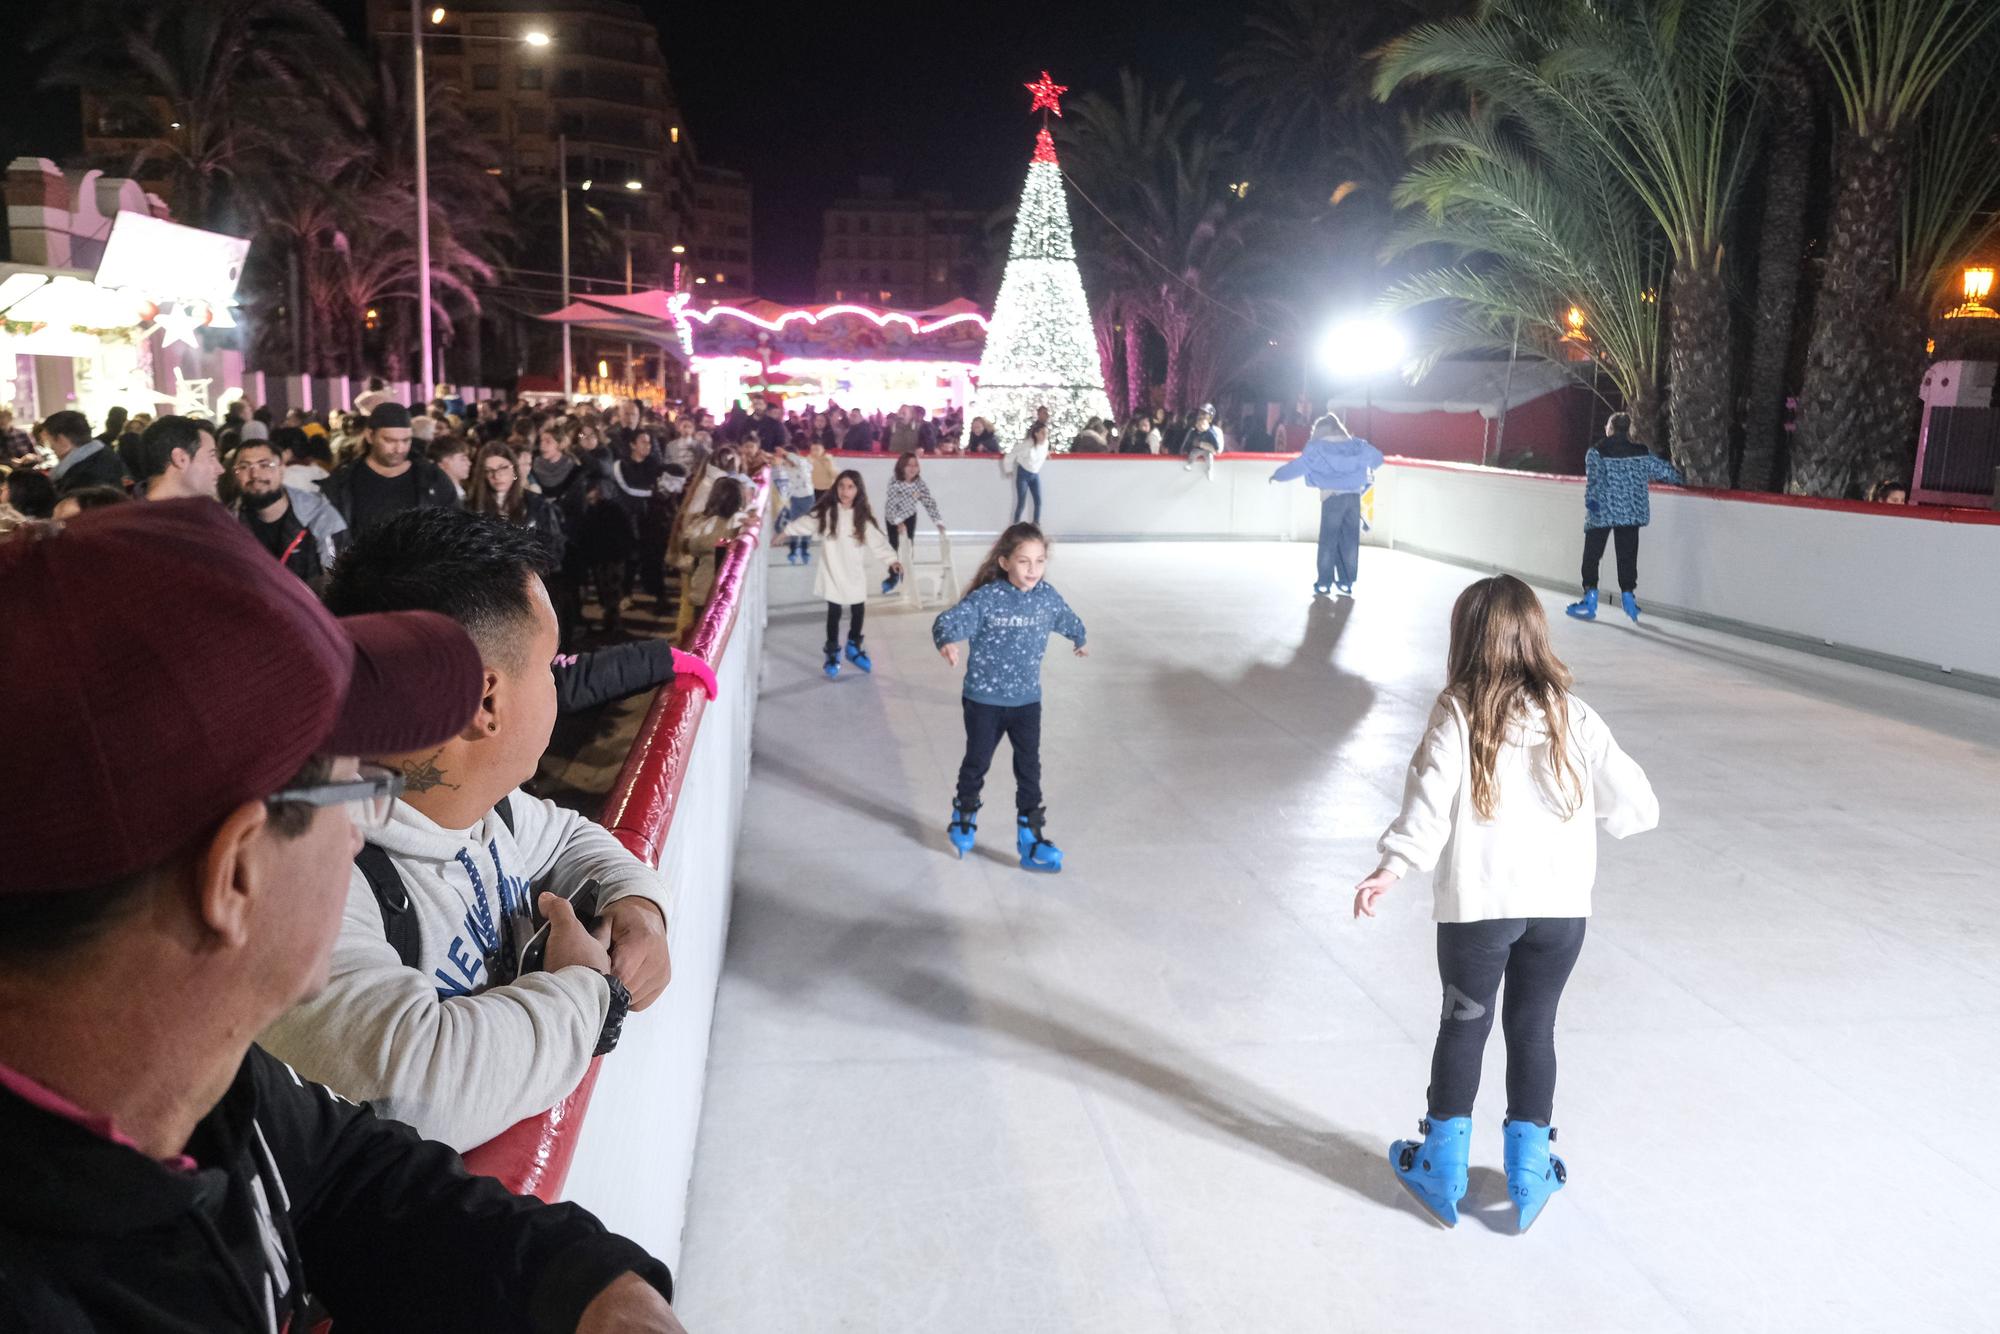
[261,508,673,1151]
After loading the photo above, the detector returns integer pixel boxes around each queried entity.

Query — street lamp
[1947,265,1998,320]
[624,179,644,191]
[405,8,551,402]
[1317,316,1408,438]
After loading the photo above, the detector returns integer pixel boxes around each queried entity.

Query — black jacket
[0,1044,671,1333]
[53,443,132,497]
[554,639,688,713]
[317,456,461,527]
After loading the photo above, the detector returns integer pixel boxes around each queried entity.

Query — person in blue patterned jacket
[1566,413,1684,623]
[932,522,1089,873]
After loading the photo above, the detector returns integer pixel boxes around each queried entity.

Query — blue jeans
[1013,469,1042,523]
[1317,491,1362,588]
[782,495,813,555]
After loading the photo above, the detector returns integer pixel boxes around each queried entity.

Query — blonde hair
[1444,575,1583,821]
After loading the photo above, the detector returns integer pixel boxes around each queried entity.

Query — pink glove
[669,648,718,700]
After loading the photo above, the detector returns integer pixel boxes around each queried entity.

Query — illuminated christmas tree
[968,71,1113,454]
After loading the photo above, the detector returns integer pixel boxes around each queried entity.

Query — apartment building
[691,164,752,293]
[368,0,698,289]
[815,177,985,308]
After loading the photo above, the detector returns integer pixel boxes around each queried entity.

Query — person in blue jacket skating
[1269,413,1384,596]
[1566,412,1685,623]
[931,522,1089,872]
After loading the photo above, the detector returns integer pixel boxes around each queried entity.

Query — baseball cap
[1,500,484,893]
[367,402,413,430]
[240,420,270,442]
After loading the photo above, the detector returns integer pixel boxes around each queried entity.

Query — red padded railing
[460,471,772,1202]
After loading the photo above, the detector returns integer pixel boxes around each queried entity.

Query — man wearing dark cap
[317,401,460,535]
[0,501,687,1333]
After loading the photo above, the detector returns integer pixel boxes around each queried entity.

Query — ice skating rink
[674,541,2000,1334]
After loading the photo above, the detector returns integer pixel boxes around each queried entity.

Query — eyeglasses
[268,763,404,831]
[234,458,281,474]
[484,464,517,478]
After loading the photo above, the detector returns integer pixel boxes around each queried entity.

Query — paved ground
[674,540,2000,1334]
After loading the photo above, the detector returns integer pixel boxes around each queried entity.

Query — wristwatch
[594,972,632,1056]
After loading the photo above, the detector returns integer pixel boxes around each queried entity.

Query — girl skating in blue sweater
[931,523,1088,872]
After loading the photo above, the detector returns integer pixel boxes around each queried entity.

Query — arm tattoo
[398,750,459,793]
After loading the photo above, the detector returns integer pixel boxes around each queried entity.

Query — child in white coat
[781,469,901,678]
[1353,574,1659,1234]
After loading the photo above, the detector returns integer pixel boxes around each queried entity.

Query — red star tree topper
[1025,70,1067,117]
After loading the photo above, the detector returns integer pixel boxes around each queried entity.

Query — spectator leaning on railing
[0,500,685,1333]
[260,507,674,1152]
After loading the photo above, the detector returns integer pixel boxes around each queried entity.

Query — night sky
[1,0,1244,301]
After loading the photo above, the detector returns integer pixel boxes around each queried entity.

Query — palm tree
[1382,108,1669,445]
[1378,0,1767,486]
[1738,34,1818,491]
[1789,0,2000,496]
[37,0,365,234]
[1061,72,1256,413]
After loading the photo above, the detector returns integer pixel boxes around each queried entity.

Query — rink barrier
[459,471,772,1270]
[809,451,1999,685]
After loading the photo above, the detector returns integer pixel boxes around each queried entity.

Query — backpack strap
[354,843,421,969]
[356,795,516,971]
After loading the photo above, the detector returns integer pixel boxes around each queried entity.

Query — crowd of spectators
[2,386,732,1326]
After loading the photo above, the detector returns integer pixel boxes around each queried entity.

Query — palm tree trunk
[1859,291,1930,490]
[1628,379,1664,457]
[1666,251,1733,486]
[1740,59,1814,491]
[1791,127,1913,496]
[1123,310,1147,415]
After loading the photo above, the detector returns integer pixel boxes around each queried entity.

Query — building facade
[368,0,698,291]
[691,165,753,293]
[815,178,985,308]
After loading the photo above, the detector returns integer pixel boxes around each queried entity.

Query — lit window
[670,125,680,143]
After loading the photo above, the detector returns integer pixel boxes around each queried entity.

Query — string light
[683,304,989,335]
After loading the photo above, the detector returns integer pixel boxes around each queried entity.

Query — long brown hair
[966,522,1048,594]
[1444,575,1582,821]
[894,451,920,481]
[809,468,878,542]
[468,442,527,520]
[703,475,747,519]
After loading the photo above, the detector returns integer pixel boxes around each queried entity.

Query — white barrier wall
[823,454,1999,682]
[562,548,767,1270]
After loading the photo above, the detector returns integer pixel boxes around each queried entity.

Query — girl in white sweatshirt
[781,469,900,678]
[1353,573,1658,1233]
[1002,420,1051,523]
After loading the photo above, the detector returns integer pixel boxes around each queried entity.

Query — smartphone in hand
[517,878,602,976]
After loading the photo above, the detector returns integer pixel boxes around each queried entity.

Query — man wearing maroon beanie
[0,501,687,1333]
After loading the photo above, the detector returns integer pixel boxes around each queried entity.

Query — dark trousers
[823,600,865,655]
[1013,469,1042,522]
[1427,917,1586,1126]
[1581,525,1641,593]
[955,698,1043,815]
[1317,491,1362,588]
[887,515,917,552]
[592,563,627,633]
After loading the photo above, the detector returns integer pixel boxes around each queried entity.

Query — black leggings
[1581,525,1640,592]
[955,698,1043,815]
[1427,917,1586,1126]
[886,515,917,552]
[824,600,865,655]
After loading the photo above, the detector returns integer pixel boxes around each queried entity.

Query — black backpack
[354,796,514,968]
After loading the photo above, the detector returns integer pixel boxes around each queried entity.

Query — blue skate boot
[1621,590,1641,623]
[1389,1115,1472,1227]
[1502,1120,1567,1233]
[822,650,840,680]
[1565,588,1598,620]
[844,639,873,673]
[947,802,979,859]
[1016,808,1063,873]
